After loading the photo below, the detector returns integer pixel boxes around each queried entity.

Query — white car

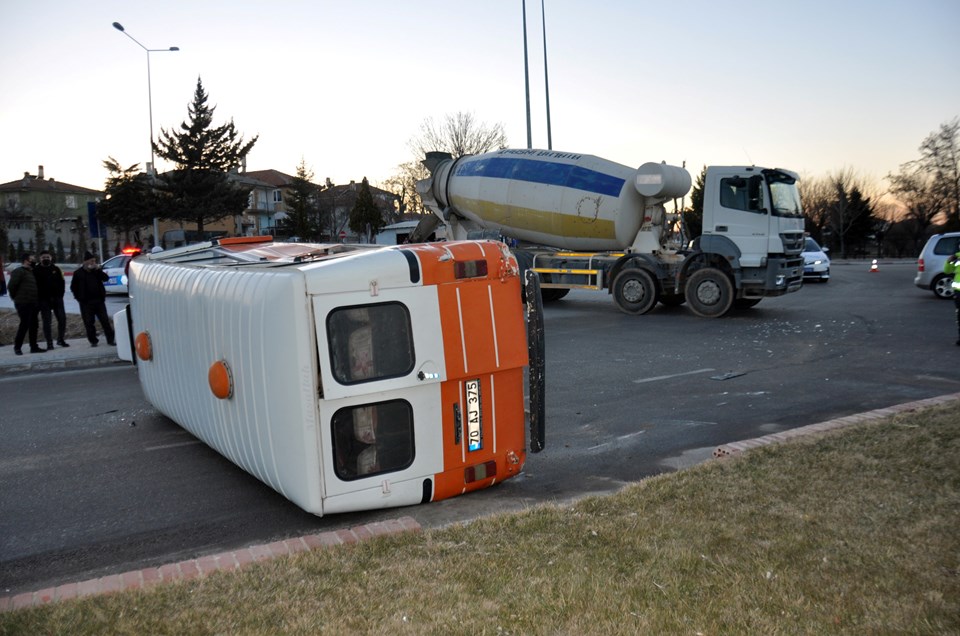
[102,252,139,294]
[802,237,830,282]
[914,232,960,299]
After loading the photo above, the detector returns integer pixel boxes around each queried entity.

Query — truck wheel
[734,298,761,310]
[612,268,658,315]
[685,268,734,318]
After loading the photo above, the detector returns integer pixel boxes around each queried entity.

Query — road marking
[144,441,204,452]
[632,368,715,384]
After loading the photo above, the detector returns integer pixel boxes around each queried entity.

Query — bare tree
[799,174,833,241]
[409,112,507,159]
[394,112,507,217]
[380,161,429,217]
[888,117,960,237]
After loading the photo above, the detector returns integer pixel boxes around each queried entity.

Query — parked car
[102,249,141,294]
[915,232,960,299]
[801,237,830,282]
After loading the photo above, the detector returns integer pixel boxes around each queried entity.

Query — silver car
[801,237,830,282]
[914,232,960,299]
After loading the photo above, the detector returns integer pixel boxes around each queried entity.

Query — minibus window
[327,303,415,384]
[331,399,414,480]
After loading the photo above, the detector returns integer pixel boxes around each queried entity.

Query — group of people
[2,251,115,355]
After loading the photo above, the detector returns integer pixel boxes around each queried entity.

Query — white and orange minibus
[115,237,544,516]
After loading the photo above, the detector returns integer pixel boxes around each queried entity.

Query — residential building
[0,166,104,260]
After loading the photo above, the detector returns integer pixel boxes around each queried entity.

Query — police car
[102,248,141,294]
[801,237,830,283]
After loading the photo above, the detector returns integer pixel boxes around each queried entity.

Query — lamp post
[112,21,179,246]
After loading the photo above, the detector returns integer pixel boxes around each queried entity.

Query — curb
[713,392,960,458]
[0,516,422,613]
[0,354,130,377]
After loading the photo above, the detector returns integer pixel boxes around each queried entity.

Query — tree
[394,112,507,216]
[682,166,706,239]
[799,175,834,242]
[348,178,384,241]
[153,77,258,232]
[278,159,319,240]
[887,118,960,241]
[97,158,158,243]
[826,169,874,258]
[381,160,429,217]
[409,111,507,160]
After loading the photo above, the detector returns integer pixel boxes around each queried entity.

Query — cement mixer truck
[413,148,805,317]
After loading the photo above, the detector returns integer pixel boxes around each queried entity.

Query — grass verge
[2,403,958,635]
[0,308,89,343]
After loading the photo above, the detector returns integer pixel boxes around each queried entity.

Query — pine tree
[98,158,158,242]
[279,159,319,240]
[153,77,258,232]
[348,178,385,242]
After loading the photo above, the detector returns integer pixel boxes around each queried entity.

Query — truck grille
[780,233,805,254]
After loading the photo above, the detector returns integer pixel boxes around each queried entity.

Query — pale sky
[2,0,958,195]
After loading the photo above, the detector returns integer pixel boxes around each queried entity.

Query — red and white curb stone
[0,516,421,613]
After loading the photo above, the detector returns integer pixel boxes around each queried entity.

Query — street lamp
[112,21,179,246]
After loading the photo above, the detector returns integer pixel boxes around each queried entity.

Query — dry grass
[0,308,88,343]
[3,404,958,635]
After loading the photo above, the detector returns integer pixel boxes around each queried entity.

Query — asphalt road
[2,260,958,595]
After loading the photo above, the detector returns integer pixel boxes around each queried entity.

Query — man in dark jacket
[70,251,115,347]
[8,252,45,355]
[34,250,70,349]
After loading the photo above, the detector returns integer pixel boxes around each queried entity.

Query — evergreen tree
[98,158,159,243]
[56,237,65,262]
[153,77,258,232]
[348,178,385,242]
[33,223,45,255]
[682,166,706,239]
[279,159,319,240]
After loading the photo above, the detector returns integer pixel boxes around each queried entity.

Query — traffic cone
[870,259,879,272]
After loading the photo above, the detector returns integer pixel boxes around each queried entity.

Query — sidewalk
[0,337,128,377]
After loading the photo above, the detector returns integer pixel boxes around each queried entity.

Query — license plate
[465,379,483,452]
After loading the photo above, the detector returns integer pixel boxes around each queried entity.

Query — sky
[2,0,958,197]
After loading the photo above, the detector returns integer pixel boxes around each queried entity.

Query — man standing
[34,249,70,348]
[70,251,115,347]
[7,252,45,355]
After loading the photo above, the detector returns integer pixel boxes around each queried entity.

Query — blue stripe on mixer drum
[455,157,625,197]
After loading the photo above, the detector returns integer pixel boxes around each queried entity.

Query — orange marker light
[208,360,234,400]
[135,331,152,361]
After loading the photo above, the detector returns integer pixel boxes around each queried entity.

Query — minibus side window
[331,400,415,480]
[327,303,414,384]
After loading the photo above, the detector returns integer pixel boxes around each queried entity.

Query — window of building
[273,190,282,203]
[326,302,414,384]
[331,399,415,480]
[65,195,77,209]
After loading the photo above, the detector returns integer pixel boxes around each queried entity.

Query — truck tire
[612,268,658,315]
[685,268,734,318]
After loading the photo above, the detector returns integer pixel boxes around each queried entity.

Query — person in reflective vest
[944,251,960,346]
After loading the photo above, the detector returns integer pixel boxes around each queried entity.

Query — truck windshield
[765,171,803,218]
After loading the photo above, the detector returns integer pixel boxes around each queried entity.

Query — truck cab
[689,166,804,312]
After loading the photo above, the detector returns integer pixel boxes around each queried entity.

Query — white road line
[144,441,204,452]
[632,368,715,384]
